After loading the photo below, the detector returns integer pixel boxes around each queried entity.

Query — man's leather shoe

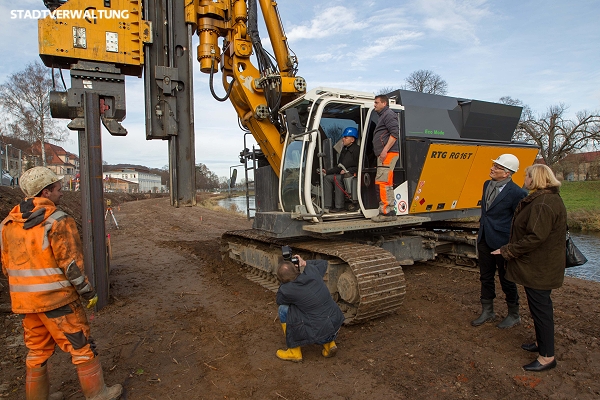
[522,359,557,372]
[521,342,539,352]
[329,208,344,213]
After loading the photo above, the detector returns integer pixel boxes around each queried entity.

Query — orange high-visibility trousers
[375,152,399,214]
[23,300,95,368]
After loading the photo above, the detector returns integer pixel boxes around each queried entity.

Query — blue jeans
[278,305,337,345]
[278,305,289,323]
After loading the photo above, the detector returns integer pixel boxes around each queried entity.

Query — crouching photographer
[275,247,345,362]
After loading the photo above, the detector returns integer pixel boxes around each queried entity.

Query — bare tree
[501,97,600,168]
[377,86,399,95]
[402,70,448,95]
[196,163,220,191]
[0,62,68,166]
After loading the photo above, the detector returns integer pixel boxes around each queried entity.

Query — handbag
[566,230,587,268]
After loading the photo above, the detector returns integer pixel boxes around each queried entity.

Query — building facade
[103,168,162,192]
[554,151,600,181]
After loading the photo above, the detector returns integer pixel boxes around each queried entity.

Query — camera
[281,245,300,267]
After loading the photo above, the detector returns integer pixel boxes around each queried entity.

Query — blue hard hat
[342,127,358,139]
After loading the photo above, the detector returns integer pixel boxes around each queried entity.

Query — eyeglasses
[491,164,507,171]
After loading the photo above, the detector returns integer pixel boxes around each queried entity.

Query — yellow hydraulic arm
[188,0,307,175]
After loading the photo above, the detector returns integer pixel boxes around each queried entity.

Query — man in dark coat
[472,154,527,329]
[275,255,345,362]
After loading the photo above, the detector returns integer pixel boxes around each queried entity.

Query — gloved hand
[87,295,98,309]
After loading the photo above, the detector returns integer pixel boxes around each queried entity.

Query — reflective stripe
[49,210,67,221]
[6,267,64,277]
[10,280,72,292]
[76,283,92,295]
[42,211,67,250]
[71,275,85,286]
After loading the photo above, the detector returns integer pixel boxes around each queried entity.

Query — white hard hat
[492,154,519,173]
[20,167,61,198]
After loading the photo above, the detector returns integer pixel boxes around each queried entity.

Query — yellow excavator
[38,0,538,322]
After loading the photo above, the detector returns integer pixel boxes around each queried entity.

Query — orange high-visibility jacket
[1,197,94,313]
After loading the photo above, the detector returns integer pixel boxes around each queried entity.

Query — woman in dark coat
[492,164,566,372]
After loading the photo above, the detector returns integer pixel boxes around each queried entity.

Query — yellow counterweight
[409,144,539,214]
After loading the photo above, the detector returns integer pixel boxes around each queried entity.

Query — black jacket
[477,179,527,250]
[326,142,359,175]
[503,188,567,290]
[276,260,345,348]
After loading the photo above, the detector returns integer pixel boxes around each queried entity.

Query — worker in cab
[0,167,122,400]
[321,127,360,212]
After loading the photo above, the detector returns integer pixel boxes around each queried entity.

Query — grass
[560,181,600,231]
[560,181,600,211]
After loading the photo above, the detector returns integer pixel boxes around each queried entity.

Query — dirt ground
[1,189,599,399]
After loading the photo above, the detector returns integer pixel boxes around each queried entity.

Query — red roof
[31,142,78,167]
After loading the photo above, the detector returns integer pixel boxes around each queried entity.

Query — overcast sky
[1,0,598,179]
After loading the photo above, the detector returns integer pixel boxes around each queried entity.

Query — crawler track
[221,230,406,324]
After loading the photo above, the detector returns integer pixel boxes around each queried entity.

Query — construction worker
[321,127,360,213]
[275,254,345,362]
[0,167,122,400]
[372,94,400,222]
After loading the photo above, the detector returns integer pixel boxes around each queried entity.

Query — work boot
[26,364,64,400]
[276,347,303,362]
[321,341,338,358]
[471,299,495,326]
[497,303,521,329]
[76,357,123,400]
[372,211,397,222]
[277,323,302,361]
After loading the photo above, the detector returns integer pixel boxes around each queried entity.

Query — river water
[565,231,600,282]
[218,195,256,218]
[218,196,599,282]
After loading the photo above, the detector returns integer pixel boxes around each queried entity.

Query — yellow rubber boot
[322,341,338,358]
[277,322,302,361]
[276,346,303,362]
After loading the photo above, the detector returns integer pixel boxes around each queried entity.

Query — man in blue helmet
[321,127,360,212]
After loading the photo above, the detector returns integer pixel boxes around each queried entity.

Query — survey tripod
[104,199,119,229]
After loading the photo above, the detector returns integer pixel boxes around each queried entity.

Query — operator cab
[279,88,408,221]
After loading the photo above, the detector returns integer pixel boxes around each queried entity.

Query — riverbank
[561,181,600,231]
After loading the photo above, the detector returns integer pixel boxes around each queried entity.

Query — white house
[104,168,162,192]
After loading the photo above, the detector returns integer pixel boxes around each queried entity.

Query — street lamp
[229,164,243,196]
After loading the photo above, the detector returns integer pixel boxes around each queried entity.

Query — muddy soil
[1,192,599,399]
